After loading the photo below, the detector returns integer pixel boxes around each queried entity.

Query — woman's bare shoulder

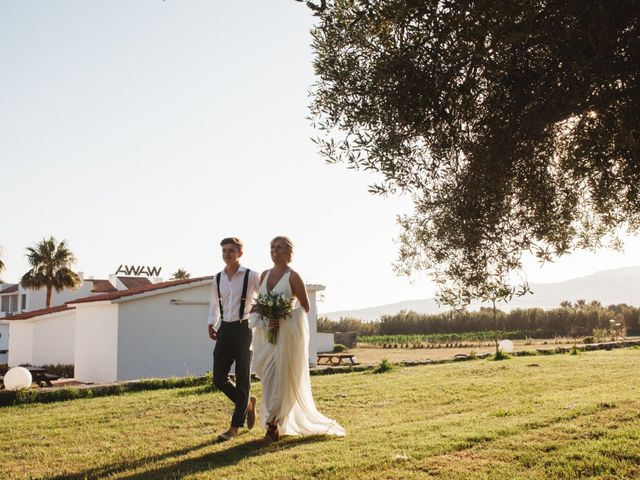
[289,270,304,283]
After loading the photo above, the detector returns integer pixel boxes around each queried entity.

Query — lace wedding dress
[250,271,345,437]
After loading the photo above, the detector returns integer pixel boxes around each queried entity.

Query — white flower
[267,301,274,307]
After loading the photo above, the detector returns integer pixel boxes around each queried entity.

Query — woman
[250,236,345,445]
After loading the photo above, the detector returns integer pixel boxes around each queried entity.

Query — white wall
[306,287,325,367]
[116,284,212,381]
[32,312,75,366]
[25,281,95,312]
[74,303,119,383]
[8,321,34,366]
[317,332,334,353]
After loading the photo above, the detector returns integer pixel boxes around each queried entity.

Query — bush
[592,328,612,343]
[333,344,347,353]
[373,358,394,374]
[493,350,511,361]
[582,336,595,344]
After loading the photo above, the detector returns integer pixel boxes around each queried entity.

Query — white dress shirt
[207,265,261,328]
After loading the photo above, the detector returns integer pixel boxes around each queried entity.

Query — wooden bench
[317,353,357,365]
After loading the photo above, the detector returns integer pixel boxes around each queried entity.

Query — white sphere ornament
[498,339,514,354]
[3,367,32,391]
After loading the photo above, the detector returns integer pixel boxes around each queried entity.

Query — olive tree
[306,0,640,308]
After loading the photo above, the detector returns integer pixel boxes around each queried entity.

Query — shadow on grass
[51,434,330,480]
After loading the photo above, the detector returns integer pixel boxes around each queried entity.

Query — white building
[0,275,156,365]
[0,274,155,318]
[7,277,333,383]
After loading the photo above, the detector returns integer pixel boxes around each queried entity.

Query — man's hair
[220,237,243,250]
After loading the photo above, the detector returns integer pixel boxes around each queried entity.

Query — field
[2,349,640,479]
[351,338,580,364]
[359,331,546,345]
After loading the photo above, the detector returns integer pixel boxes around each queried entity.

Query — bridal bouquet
[253,291,294,344]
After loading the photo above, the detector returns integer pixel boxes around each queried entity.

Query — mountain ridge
[321,266,640,321]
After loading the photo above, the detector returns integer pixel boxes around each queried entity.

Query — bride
[250,236,345,445]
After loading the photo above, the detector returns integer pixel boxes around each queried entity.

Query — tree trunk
[46,286,52,308]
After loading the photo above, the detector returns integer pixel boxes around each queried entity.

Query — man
[208,237,261,441]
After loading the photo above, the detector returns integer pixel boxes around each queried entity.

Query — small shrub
[333,344,347,353]
[593,328,612,343]
[570,346,581,355]
[373,358,394,374]
[493,350,511,361]
[517,350,539,357]
[582,336,595,344]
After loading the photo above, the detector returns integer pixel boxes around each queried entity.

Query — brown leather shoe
[262,423,279,446]
[246,396,257,430]
[217,429,238,442]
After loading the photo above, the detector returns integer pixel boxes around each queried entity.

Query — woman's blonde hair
[271,236,294,263]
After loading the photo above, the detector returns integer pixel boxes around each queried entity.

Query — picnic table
[27,367,60,387]
[0,367,60,389]
[317,353,358,365]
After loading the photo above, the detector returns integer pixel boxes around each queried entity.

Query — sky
[1,1,639,313]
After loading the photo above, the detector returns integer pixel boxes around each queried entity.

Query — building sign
[115,265,162,277]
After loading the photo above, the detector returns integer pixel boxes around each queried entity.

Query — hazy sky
[1,1,639,313]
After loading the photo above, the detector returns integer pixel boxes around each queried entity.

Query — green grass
[2,350,640,479]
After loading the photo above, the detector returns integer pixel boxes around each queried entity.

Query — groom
[208,237,261,441]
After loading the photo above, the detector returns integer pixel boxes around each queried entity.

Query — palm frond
[20,237,80,304]
[53,268,81,292]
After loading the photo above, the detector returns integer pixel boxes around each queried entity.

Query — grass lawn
[2,349,640,479]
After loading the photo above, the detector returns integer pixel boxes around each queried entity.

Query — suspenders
[216,268,251,321]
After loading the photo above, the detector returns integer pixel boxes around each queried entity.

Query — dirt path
[350,340,580,364]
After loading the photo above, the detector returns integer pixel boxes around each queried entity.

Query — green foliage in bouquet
[253,291,294,344]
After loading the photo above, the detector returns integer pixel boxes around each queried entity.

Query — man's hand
[208,324,218,340]
[268,318,279,330]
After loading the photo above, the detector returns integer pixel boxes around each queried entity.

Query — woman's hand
[268,318,280,330]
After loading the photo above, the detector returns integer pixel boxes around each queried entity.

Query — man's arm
[207,276,221,340]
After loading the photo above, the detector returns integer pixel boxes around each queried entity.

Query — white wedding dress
[250,271,345,437]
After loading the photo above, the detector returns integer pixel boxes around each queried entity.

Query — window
[21,294,26,310]
[9,294,18,313]
[0,296,8,313]
[1,295,19,313]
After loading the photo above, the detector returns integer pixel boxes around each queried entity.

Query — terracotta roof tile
[0,284,19,294]
[6,304,73,321]
[88,279,118,293]
[69,276,212,304]
[118,277,152,289]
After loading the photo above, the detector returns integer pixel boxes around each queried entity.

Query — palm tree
[560,300,573,309]
[171,268,191,280]
[20,237,81,308]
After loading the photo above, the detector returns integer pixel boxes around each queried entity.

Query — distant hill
[322,266,640,321]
